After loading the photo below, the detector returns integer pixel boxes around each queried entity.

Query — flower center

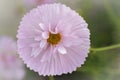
[47,33,61,45]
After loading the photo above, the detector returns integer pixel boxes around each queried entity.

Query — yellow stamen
[47,33,61,45]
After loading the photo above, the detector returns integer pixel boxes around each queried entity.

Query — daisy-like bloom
[0,37,25,80]
[17,3,90,76]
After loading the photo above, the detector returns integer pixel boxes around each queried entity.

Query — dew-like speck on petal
[40,40,47,48]
[39,23,46,31]
[42,32,49,39]
[58,46,67,54]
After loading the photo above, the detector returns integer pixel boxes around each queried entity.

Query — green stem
[90,44,120,52]
[49,76,54,80]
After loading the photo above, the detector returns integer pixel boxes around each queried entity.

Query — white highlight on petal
[58,46,67,54]
[49,24,58,34]
[39,23,45,30]
[55,27,58,33]
[40,40,47,48]
[35,36,41,41]
[42,32,49,39]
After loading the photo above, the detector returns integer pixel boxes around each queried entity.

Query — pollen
[47,33,61,45]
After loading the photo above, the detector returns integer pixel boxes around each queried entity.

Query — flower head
[0,36,25,80]
[17,3,90,76]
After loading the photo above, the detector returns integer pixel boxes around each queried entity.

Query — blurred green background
[0,0,120,80]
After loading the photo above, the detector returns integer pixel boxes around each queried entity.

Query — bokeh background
[0,0,120,80]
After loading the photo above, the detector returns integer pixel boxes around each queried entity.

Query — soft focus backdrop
[0,0,120,80]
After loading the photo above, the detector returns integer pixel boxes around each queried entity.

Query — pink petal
[42,32,49,39]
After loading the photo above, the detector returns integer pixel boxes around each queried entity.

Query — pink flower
[23,0,56,8]
[0,36,25,80]
[17,3,90,76]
